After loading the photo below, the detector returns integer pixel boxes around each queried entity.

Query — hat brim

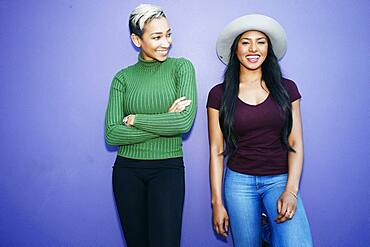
[216,14,287,64]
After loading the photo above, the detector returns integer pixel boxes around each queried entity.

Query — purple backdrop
[1,0,369,246]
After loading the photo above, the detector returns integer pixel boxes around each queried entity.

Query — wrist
[285,185,298,194]
[284,190,298,199]
[211,200,224,207]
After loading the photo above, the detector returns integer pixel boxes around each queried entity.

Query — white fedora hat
[216,14,287,64]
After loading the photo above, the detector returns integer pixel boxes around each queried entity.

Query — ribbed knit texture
[105,56,197,160]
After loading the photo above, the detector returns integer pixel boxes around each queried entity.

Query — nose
[249,41,257,52]
[161,37,171,48]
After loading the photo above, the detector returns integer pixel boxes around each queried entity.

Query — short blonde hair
[129,4,166,37]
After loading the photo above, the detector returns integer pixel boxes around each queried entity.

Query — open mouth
[246,55,260,63]
[157,50,168,55]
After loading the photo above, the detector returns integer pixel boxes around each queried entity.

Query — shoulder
[113,63,138,81]
[168,57,194,65]
[282,78,298,90]
[282,78,301,101]
[208,83,224,97]
[167,57,195,72]
[110,65,133,87]
[113,68,126,81]
[206,83,224,109]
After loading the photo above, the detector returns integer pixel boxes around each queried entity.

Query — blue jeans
[224,168,313,247]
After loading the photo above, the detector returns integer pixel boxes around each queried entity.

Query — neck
[137,54,163,70]
[239,66,262,85]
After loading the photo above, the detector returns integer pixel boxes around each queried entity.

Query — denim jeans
[224,168,313,247]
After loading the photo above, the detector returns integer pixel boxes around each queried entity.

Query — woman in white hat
[105,4,197,247]
[207,14,313,246]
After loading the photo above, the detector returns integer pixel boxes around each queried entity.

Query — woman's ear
[131,33,141,48]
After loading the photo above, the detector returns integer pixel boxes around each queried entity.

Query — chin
[242,63,262,70]
[247,65,262,70]
[156,56,168,62]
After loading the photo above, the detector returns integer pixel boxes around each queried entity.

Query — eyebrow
[241,37,267,40]
[150,28,171,36]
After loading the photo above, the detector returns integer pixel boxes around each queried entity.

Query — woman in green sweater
[105,4,197,247]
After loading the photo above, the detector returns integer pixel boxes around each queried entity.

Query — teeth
[157,51,168,55]
[246,55,259,59]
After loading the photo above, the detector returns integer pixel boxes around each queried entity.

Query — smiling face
[131,17,172,62]
[236,30,269,71]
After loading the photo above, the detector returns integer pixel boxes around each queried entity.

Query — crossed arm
[105,76,159,146]
[125,59,197,136]
[105,60,197,145]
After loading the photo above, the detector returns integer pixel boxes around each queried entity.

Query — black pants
[112,156,185,247]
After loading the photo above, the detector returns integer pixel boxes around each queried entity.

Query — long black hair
[219,33,294,157]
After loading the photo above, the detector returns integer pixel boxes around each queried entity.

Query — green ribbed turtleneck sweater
[105,56,197,160]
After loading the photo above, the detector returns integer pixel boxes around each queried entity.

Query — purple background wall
[1,0,369,246]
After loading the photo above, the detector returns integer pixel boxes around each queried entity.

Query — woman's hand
[123,114,135,126]
[122,97,191,127]
[275,190,297,223]
[212,203,229,237]
[168,96,192,113]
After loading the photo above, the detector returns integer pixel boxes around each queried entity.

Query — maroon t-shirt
[206,78,301,176]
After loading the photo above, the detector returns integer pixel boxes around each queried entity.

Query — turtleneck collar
[137,54,166,70]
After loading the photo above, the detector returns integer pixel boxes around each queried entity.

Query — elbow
[180,123,193,134]
[210,145,224,157]
[105,128,118,146]
[105,133,116,146]
[288,139,303,153]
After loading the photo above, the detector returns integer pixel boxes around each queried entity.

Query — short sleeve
[283,78,301,102]
[206,83,223,110]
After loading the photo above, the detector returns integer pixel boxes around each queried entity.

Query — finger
[213,221,218,232]
[277,199,282,214]
[275,215,289,223]
[287,207,296,219]
[174,106,185,113]
[284,212,291,221]
[216,223,222,235]
[280,200,288,217]
[168,99,190,112]
[213,224,219,234]
[176,101,191,109]
[275,210,290,223]
[169,101,180,112]
[221,219,229,237]
[173,96,187,105]
[168,105,176,112]
[175,101,192,112]
[218,222,227,237]
[225,217,229,233]
[275,214,285,222]
[284,210,293,220]
[173,100,191,109]
[178,99,192,105]
[169,97,186,109]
